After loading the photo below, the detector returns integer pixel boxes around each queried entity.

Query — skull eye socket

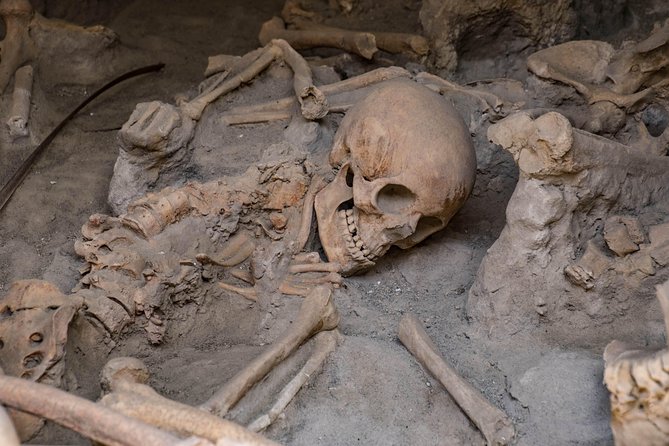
[376,184,416,214]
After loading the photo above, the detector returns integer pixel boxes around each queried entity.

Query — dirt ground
[1,1,668,445]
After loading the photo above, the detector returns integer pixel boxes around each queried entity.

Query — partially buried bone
[6,64,33,139]
[399,314,515,446]
[110,39,325,213]
[0,280,83,440]
[247,329,339,432]
[99,357,280,446]
[0,373,196,446]
[220,66,411,125]
[604,280,669,446]
[259,16,377,60]
[200,285,339,416]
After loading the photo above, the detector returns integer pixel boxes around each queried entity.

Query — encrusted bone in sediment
[337,209,379,265]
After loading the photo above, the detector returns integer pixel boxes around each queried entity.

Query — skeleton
[0,40,477,443]
[603,280,669,446]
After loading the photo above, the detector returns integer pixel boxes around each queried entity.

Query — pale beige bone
[271,39,328,120]
[259,16,377,60]
[248,329,339,432]
[6,64,33,139]
[197,232,256,267]
[0,374,190,446]
[99,357,279,446]
[0,405,20,446]
[200,285,339,416]
[221,66,411,125]
[603,281,669,446]
[289,19,428,57]
[314,79,476,276]
[399,314,515,445]
[0,0,34,94]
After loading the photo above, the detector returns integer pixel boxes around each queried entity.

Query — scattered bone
[259,16,377,60]
[221,66,411,125]
[100,357,280,446]
[6,64,33,139]
[0,374,189,446]
[604,280,669,446]
[288,19,428,57]
[197,232,256,267]
[399,314,515,445]
[201,285,339,416]
[205,54,242,78]
[248,329,338,432]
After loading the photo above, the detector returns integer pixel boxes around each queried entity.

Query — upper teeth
[338,209,377,264]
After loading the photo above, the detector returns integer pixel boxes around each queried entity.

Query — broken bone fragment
[399,314,515,446]
[314,78,476,276]
[6,64,33,139]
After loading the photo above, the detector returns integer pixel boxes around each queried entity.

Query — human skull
[315,79,476,276]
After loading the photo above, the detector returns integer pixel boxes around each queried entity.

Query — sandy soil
[1,1,666,445]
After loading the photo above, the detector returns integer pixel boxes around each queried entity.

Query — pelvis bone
[315,79,476,275]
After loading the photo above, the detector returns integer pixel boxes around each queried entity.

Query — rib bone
[399,314,515,446]
[259,16,377,59]
[201,285,339,416]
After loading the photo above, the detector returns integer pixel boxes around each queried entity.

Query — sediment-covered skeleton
[0,39,478,443]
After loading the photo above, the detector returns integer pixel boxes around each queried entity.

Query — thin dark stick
[0,63,165,213]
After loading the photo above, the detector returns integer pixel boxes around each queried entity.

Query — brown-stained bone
[0,374,190,446]
[220,66,411,125]
[200,285,339,416]
[0,280,83,440]
[259,16,377,60]
[603,281,669,446]
[99,357,280,446]
[290,19,429,57]
[398,314,515,446]
[6,64,33,139]
[247,329,339,432]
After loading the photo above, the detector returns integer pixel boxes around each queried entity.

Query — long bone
[200,285,339,417]
[288,19,429,57]
[247,329,339,432]
[0,374,199,446]
[6,64,33,139]
[399,314,515,446]
[259,16,377,60]
[99,357,280,446]
[181,39,325,122]
[220,66,411,125]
